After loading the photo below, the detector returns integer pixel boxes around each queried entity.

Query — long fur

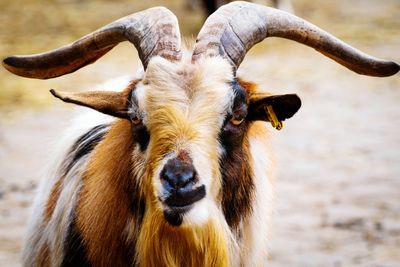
[22,56,275,266]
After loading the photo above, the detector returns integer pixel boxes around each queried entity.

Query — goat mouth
[162,185,206,226]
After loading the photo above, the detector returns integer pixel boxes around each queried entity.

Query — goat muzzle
[159,156,206,226]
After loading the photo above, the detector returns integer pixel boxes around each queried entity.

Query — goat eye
[131,116,142,125]
[229,115,245,126]
[129,112,142,125]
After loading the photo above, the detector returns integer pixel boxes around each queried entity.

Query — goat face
[136,57,234,226]
[127,56,299,227]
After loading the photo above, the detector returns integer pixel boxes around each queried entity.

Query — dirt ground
[0,0,399,266]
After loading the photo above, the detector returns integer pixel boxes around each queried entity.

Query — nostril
[177,169,196,188]
[161,158,197,191]
[161,170,175,191]
[160,169,178,189]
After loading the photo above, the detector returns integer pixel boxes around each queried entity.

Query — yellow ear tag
[265,105,283,130]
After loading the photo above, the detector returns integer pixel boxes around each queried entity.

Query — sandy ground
[0,0,399,266]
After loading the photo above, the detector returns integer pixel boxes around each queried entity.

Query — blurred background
[0,0,399,266]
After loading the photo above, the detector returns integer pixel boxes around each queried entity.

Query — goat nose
[161,158,196,191]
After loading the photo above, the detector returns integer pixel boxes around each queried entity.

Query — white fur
[240,125,275,266]
[23,55,275,267]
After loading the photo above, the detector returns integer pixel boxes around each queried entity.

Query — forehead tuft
[136,56,235,117]
[143,56,234,93]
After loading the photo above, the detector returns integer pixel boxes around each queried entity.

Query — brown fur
[145,105,200,179]
[44,175,65,222]
[237,78,258,96]
[137,209,230,267]
[73,115,232,266]
[221,135,254,232]
[36,242,50,267]
[220,79,257,232]
[138,105,229,265]
[75,119,136,266]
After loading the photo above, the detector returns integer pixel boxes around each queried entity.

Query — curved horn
[192,1,399,77]
[2,7,181,79]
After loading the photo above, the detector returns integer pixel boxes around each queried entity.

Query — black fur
[247,94,301,122]
[61,216,91,267]
[219,81,254,231]
[62,124,110,175]
[132,124,150,151]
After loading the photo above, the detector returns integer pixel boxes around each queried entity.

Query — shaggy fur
[23,56,276,267]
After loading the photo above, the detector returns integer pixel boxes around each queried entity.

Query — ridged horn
[2,7,182,79]
[192,1,399,77]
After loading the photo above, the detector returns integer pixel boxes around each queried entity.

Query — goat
[2,2,399,266]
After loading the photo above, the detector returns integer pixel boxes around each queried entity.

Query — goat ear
[248,93,301,130]
[50,88,131,119]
